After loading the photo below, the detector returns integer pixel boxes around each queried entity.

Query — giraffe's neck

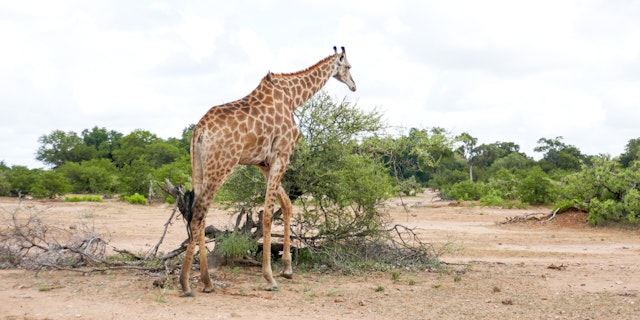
[270,54,338,109]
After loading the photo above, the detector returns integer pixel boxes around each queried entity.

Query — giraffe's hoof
[280,272,293,279]
[181,291,196,298]
[265,285,280,292]
[202,287,215,293]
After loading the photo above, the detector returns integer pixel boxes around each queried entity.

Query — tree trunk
[148,178,155,203]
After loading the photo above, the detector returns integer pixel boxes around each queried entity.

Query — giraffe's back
[192,82,298,168]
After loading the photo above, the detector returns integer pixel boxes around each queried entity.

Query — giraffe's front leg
[261,190,279,289]
[260,161,293,289]
[262,206,278,290]
[276,186,293,279]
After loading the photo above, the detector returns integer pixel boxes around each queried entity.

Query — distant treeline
[1,93,640,225]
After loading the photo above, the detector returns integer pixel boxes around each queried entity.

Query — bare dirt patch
[1,192,639,319]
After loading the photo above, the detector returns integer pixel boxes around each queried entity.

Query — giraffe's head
[332,46,357,92]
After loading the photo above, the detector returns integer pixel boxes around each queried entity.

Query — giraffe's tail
[180,190,195,240]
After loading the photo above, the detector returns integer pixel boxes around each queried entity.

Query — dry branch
[545,204,585,222]
[0,207,110,269]
[0,203,171,274]
[499,203,587,225]
[547,263,567,271]
[145,206,177,259]
[498,212,550,225]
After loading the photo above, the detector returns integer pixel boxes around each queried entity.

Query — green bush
[486,168,519,200]
[479,191,505,206]
[447,180,485,201]
[30,170,71,199]
[588,198,624,225]
[516,167,557,205]
[215,232,258,259]
[152,155,191,202]
[558,156,640,225]
[123,193,147,205]
[398,176,424,196]
[57,159,119,194]
[587,188,640,225]
[65,195,103,202]
[479,191,527,209]
[65,196,82,202]
[0,168,10,197]
[623,189,640,223]
[7,166,37,197]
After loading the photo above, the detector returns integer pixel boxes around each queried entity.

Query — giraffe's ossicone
[179,46,356,297]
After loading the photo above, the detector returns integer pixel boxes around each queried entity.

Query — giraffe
[179,46,356,297]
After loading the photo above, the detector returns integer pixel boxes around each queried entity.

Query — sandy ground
[1,191,639,320]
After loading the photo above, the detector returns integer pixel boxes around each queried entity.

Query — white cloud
[2,0,640,168]
[173,12,225,62]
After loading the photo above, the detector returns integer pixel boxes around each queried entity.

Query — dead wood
[114,248,144,260]
[498,212,550,225]
[37,262,165,276]
[547,263,567,271]
[0,207,111,269]
[545,205,586,222]
[499,203,588,225]
[0,205,173,276]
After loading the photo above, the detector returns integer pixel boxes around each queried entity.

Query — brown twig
[146,199,179,259]
[39,263,164,275]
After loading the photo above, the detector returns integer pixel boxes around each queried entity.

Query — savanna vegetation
[2,90,640,294]
[2,93,638,320]
[2,91,639,257]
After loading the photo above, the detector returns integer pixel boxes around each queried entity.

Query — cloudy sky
[2,1,640,168]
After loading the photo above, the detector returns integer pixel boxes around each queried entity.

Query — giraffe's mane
[272,54,337,77]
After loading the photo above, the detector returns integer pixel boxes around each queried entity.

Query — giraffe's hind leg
[185,164,234,295]
[192,190,218,295]
[179,222,213,296]
[275,185,293,279]
[179,189,214,296]
[179,233,197,297]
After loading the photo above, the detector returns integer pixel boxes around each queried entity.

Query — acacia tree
[288,93,392,244]
[212,93,398,265]
[472,142,524,181]
[534,136,584,173]
[36,130,96,168]
[619,138,640,168]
